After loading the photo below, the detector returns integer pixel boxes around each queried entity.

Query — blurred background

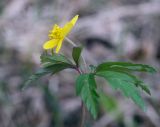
[0,0,160,127]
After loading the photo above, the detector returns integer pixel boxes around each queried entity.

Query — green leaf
[44,63,75,75]
[96,71,146,110]
[40,53,75,75]
[23,69,51,90]
[72,47,82,66]
[118,71,151,95]
[40,53,75,70]
[136,82,151,95]
[96,62,156,73]
[41,53,73,65]
[76,74,99,118]
[23,63,73,90]
[102,69,151,95]
[24,53,75,90]
[76,74,88,95]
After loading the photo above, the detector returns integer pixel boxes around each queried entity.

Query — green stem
[44,50,48,55]
[66,37,87,127]
[65,37,77,47]
[75,67,86,127]
[51,49,54,55]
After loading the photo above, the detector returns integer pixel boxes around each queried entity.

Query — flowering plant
[24,15,156,126]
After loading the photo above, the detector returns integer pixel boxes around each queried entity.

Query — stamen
[48,26,63,39]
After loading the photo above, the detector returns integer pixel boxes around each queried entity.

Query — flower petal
[55,39,63,53]
[43,39,58,49]
[70,15,79,26]
[62,15,79,37]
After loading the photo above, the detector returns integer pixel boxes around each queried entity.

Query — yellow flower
[43,15,79,53]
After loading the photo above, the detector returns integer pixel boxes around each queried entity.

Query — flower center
[49,25,63,39]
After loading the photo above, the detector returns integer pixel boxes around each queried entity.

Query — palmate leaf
[40,53,73,65]
[96,71,146,110]
[120,71,151,95]
[101,69,151,95]
[72,47,82,66]
[76,74,99,119]
[41,53,75,75]
[96,62,156,73]
[45,63,75,75]
[40,53,75,69]
[24,53,75,89]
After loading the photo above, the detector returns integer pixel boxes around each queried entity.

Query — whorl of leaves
[24,47,157,119]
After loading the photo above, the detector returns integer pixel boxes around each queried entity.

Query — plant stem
[65,37,77,47]
[66,37,87,127]
[75,67,86,127]
[76,67,82,74]
[51,49,54,55]
[80,102,86,127]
